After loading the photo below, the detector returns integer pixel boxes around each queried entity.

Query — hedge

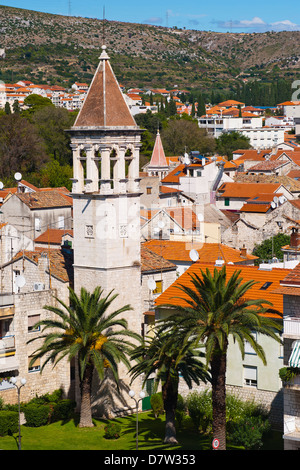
[0,410,18,436]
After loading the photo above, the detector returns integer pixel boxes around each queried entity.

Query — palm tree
[130,326,210,444]
[28,286,141,427]
[160,266,282,450]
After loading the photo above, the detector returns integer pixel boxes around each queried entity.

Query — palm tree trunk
[162,379,178,445]
[79,362,94,428]
[211,349,227,450]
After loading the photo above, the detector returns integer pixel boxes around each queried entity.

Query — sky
[1,0,300,33]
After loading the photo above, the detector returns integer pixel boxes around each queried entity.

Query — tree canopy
[216,131,251,160]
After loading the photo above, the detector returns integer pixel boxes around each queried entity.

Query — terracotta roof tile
[34,228,73,245]
[240,203,271,213]
[141,245,176,273]
[74,47,137,128]
[161,164,186,184]
[217,182,281,198]
[143,240,257,263]
[155,262,291,317]
[13,248,73,284]
[16,190,72,209]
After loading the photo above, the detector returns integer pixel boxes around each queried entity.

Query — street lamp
[129,389,145,450]
[10,377,26,450]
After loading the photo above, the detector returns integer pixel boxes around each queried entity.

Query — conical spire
[149,130,168,167]
[73,45,137,128]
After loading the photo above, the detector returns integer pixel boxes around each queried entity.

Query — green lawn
[0,411,283,451]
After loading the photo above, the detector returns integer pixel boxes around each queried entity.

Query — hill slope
[1,5,300,93]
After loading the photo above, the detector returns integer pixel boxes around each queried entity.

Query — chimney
[240,244,247,258]
[290,227,300,249]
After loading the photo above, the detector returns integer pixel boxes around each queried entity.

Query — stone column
[99,147,112,194]
[71,144,84,193]
[127,145,141,193]
[85,145,99,193]
[116,146,127,194]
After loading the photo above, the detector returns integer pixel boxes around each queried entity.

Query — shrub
[27,388,63,406]
[104,422,121,439]
[186,390,212,434]
[0,410,18,436]
[228,416,271,450]
[51,399,76,422]
[150,392,164,418]
[24,403,51,427]
[279,367,300,384]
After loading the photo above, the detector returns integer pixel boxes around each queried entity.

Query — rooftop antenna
[68,0,71,16]
[102,5,106,45]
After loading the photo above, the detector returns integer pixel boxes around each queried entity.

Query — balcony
[0,334,15,353]
[284,317,300,338]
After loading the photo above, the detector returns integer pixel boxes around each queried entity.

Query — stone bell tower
[68,45,143,415]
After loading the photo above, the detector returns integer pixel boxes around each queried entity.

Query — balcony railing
[284,317,300,337]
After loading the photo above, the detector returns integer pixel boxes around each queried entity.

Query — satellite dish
[147,278,156,291]
[15,275,26,288]
[14,172,22,181]
[157,220,165,229]
[273,196,279,204]
[271,201,276,209]
[189,249,199,262]
[278,196,286,204]
[197,213,204,222]
[0,182,3,190]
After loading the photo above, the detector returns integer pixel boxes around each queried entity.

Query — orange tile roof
[161,164,186,184]
[233,149,274,161]
[13,248,73,284]
[240,203,271,213]
[34,228,73,245]
[155,262,291,317]
[143,240,257,263]
[16,190,72,209]
[141,245,176,273]
[218,100,245,107]
[217,182,281,198]
[159,186,182,194]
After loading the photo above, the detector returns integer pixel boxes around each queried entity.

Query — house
[34,228,74,250]
[0,246,73,404]
[141,207,200,242]
[234,173,300,199]
[222,198,300,253]
[140,244,177,337]
[272,263,300,449]
[216,182,293,211]
[154,261,292,429]
[277,101,300,120]
[161,158,232,205]
[143,240,258,277]
[0,190,73,241]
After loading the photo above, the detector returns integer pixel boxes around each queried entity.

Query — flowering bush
[104,422,121,439]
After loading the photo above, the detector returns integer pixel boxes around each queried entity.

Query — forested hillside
[0,5,300,104]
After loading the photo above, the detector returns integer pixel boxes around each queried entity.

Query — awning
[0,356,19,373]
[288,340,300,368]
